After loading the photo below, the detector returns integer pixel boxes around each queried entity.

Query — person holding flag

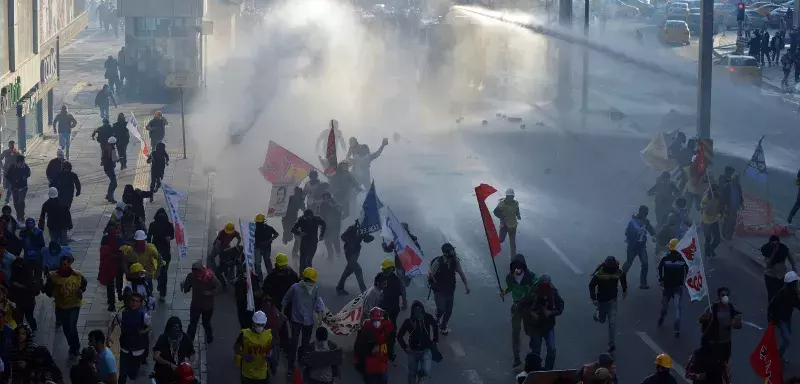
[427,243,470,335]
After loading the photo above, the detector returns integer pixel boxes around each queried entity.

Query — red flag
[693,142,708,184]
[293,367,304,384]
[324,122,337,176]
[475,183,501,258]
[749,322,783,384]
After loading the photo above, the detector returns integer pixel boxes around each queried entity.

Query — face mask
[372,321,381,328]
[253,326,264,334]
[514,269,523,275]
[721,295,730,305]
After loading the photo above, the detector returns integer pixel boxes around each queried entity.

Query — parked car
[688,11,702,31]
[620,0,656,15]
[754,3,781,15]
[715,3,736,23]
[725,9,766,28]
[605,0,641,17]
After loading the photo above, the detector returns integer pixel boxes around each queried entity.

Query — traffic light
[737,2,745,21]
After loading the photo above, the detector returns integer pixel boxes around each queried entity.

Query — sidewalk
[22,25,213,383]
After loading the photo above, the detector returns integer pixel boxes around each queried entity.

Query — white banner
[239,219,256,311]
[128,111,149,155]
[640,132,676,172]
[321,292,366,336]
[162,184,188,260]
[267,183,293,217]
[675,225,709,302]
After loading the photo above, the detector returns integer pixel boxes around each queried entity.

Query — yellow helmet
[302,267,318,282]
[129,263,145,274]
[669,238,679,251]
[255,213,266,223]
[654,354,672,369]
[381,258,395,270]
[154,111,162,118]
[224,222,235,234]
[275,253,288,267]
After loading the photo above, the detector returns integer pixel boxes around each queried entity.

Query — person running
[337,220,374,295]
[39,187,70,245]
[622,205,656,289]
[88,329,119,384]
[210,222,241,274]
[5,155,30,221]
[397,301,439,384]
[147,142,169,194]
[181,261,220,344]
[102,136,119,203]
[263,253,299,313]
[382,222,421,287]
[379,258,407,361]
[494,188,521,258]
[350,140,388,189]
[282,267,324,378]
[253,213,279,280]
[303,170,324,212]
[52,160,81,211]
[647,172,679,227]
[520,274,562,370]
[0,141,19,205]
[639,354,678,384]
[234,311,275,384]
[281,187,305,253]
[94,85,117,121]
[328,161,361,219]
[300,327,343,384]
[119,230,160,278]
[45,149,65,186]
[698,287,742,382]
[146,111,168,148]
[589,256,627,353]
[43,254,86,359]
[291,209,326,271]
[109,290,151,383]
[657,239,689,338]
[122,263,155,311]
[501,253,537,367]
[148,208,174,301]
[318,192,343,261]
[427,243,470,335]
[761,235,795,303]
[111,113,131,169]
[768,271,800,362]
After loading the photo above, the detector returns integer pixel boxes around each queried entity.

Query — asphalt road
[202,7,800,384]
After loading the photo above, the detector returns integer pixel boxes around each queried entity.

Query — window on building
[0,0,8,75]
[14,0,34,64]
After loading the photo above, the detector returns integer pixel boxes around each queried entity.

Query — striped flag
[162,184,188,260]
[128,111,149,156]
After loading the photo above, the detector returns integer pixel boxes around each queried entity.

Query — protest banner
[267,182,294,217]
[239,219,256,311]
[260,141,317,184]
[676,225,709,302]
[321,292,366,336]
[128,111,149,156]
[381,206,425,277]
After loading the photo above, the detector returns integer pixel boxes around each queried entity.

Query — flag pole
[488,245,505,303]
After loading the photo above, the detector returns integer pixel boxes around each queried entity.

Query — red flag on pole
[693,141,708,184]
[475,183,501,258]
[293,367,304,384]
[324,122,338,176]
[749,322,783,384]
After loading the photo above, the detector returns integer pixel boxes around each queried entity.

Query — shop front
[39,38,60,140]
[1,53,41,153]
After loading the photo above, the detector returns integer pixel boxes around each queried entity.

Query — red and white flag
[475,183,501,258]
[324,121,337,176]
[162,183,188,260]
[128,111,149,156]
[675,225,708,302]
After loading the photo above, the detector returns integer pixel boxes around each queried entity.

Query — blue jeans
[99,105,109,120]
[529,328,556,370]
[777,320,792,359]
[659,286,683,333]
[623,244,649,287]
[55,307,81,354]
[58,131,71,158]
[406,349,432,383]
[596,299,618,345]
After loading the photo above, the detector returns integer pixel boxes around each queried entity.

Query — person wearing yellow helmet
[146,111,168,149]
[379,257,407,361]
[123,262,155,311]
[282,267,324,376]
[253,213,279,280]
[640,354,677,384]
[211,222,242,284]
[656,238,689,337]
[262,252,299,314]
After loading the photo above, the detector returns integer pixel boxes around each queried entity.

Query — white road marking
[464,369,484,384]
[743,321,764,331]
[450,341,466,357]
[542,238,582,275]
[636,332,690,384]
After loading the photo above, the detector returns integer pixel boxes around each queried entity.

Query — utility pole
[696,0,713,141]
[180,88,187,159]
[581,0,589,112]
[556,0,573,109]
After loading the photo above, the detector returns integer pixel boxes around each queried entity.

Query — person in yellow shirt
[119,230,161,277]
[0,286,16,329]
[700,185,722,259]
[235,310,274,384]
[44,253,87,358]
[494,188,521,257]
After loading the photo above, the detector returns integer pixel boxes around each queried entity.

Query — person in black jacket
[94,85,117,121]
[761,235,795,303]
[102,137,118,203]
[657,239,688,338]
[768,271,800,361]
[39,187,71,245]
[519,274,563,370]
[0,205,19,234]
[397,300,439,382]
[5,155,30,221]
[52,105,77,159]
[45,148,65,186]
[282,186,305,257]
[122,184,153,222]
[92,119,115,153]
[147,142,169,194]
[589,256,627,353]
[380,258,407,361]
[336,220,374,296]
[53,161,81,211]
[253,213,279,280]
[147,208,174,301]
[318,191,343,261]
[146,111,168,148]
[112,113,131,169]
[291,209,326,272]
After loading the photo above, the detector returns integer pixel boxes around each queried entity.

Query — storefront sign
[1,77,23,113]
[41,48,58,84]
[16,86,39,118]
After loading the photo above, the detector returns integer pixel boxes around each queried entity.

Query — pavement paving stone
[15,24,212,383]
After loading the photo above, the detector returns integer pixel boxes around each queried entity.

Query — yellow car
[660,20,691,45]
[719,55,762,85]
[754,3,781,15]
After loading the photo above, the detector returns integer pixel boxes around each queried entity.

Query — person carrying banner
[291,210,326,272]
[382,222,420,288]
[656,239,689,338]
[281,267,324,378]
[428,243,470,335]
[698,287,742,380]
[253,213,279,280]
[337,220,374,296]
[493,189,521,258]
[589,256,627,353]
[500,253,537,368]
[379,258,407,361]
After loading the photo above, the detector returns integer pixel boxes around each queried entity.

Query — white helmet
[252,310,268,325]
[505,188,515,197]
[108,136,117,144]
[785,271,799,283]
[48,187,59,199]
[134,230,147,241]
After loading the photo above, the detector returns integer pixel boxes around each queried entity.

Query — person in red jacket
[99,223,124,312]
[354,307,393,384]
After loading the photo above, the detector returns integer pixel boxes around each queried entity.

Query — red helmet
[176,362,196,384]
[369,307,384,321]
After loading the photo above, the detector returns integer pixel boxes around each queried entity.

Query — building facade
[0,0,88,152]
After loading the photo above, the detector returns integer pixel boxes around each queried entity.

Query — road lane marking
[542,238,582,275]
[450,341,466,357]
[636,332,690,383]
[464,369,484,384]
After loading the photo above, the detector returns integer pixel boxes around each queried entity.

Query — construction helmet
[302,267,318,282]
[252,310,268,326]
[669,238,679,251]
[369,307,384,321]
[381,258,395,270]
[224,222,235,234]
[176,362,196,384]
[254,213,266,223]
[130,263,145,274]
[275,253,288,267]
[654,353,672,369]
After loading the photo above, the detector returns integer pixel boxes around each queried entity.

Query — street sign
[165,71,198,88]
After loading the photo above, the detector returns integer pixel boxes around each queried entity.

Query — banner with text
[239,219,256,311]
[676,225,709,302]
[321,292,366,336]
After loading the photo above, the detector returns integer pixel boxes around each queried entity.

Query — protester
[0,206,18,234]
[698,287,742,380]
[515,353,544,384]
[700,185,722,259]
[397,300,439,383]
[382,222,420,287]
[210,222,241,275]
[350,140,388,189]
[7,259,39,330]
[109,291,151,382]
[45,149,65,186]
[52,160,81,211]
[282,187,305,250]
[104,55,121,94]
[282,267,324,377]
[493,188,521,257]
[27,346,64,383]
[147,142,170,194]
[337,219,374,295]
[88,329,119,384]
[39,187,71,245]
[9,324,36,384]
[181,261,220,344]
[153,316,195,384]
[761,235,795,303]
[639,354,678,384]
[102,136,119,203]
[521,274,563,370]
[52,106,77,159]
[122,263,155,311]
[301,327,342,384]
[19,218,45,277]
[363,274,388,322]
[5,155,30,221]
[122,184,153,222]
[379,258,407,360]
[354,307,394,384]
[234,310,274,384]
[43,254,87,359]
[657,239,689,338]
[235,269,264,329]
[70,347,101,383]
[328,161,361,219]
[589,256,627,353]
[112,112,131,169]
[99,225,122,312]
[622,205,656,289]
[263,253,300,312]
[501,253,537,367]
[768,271,800,361]
[94,84,117,120]
[0,142,18,205]
[147,208,174,300]
[318,191,343,260]
[428,243,470,335]
[146,111,168,148]
[647,171,680,227]
[253,213,279,279]
[291,209,326,271]
[685,340,725,384]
